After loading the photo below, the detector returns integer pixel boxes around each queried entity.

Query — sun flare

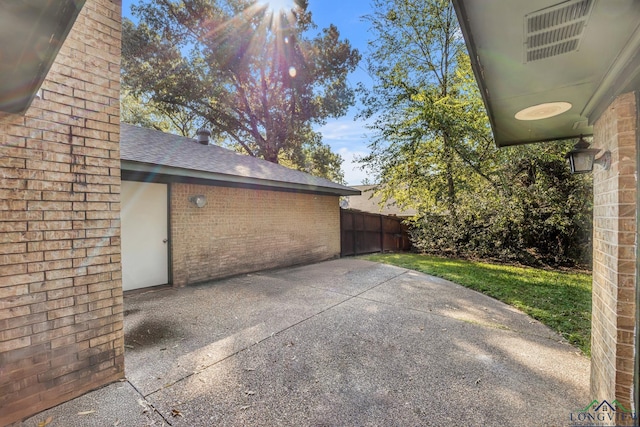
[260,0,295,12]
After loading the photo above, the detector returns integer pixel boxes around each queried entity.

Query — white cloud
[337,147,372,185]
[316,116,375,185]
[317,119,370,143]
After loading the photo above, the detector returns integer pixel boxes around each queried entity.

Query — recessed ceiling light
[515,102,572,120]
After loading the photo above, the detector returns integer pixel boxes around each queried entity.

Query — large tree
[359,0,498,219]
[122,0,359,182]
[121,88,207,137]
[360,0,592,266]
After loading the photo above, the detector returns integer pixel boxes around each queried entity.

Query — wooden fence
[340,209,412,256]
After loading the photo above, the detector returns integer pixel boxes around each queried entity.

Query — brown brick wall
[591,91,637,415]
[0,1,123,424]
[170,184,341,286]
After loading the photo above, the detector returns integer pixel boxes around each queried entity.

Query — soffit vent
[524,0,593,63]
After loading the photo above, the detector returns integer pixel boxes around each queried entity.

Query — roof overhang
[452,0,640,147]
[0,0,86,114]
[121,161,361,197]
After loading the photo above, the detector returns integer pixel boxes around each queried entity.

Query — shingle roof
[345,185,418,217]
[120,124,359,196]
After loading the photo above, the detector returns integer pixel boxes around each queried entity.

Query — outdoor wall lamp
[189,195,207,208]
[565,136,611,174]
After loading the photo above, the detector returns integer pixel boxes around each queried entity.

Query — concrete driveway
[23,258,589,426]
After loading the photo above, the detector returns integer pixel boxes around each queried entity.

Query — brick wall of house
[591,91,637,415]
[170,184,341,286]
[0,1,123,424]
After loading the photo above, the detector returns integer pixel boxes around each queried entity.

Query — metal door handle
[163,239,168,243]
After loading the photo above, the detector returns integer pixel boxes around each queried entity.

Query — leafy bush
[407,146,593,268]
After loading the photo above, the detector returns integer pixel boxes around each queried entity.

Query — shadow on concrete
[22,258,590,427]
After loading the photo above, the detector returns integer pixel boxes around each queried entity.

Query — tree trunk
[443,134,457,220]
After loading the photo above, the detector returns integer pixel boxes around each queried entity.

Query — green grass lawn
[364,253,592,356]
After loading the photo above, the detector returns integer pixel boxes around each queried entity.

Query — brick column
[0,1,123,424]
[591,91,637,418]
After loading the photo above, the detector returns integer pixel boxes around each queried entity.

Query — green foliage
[409,142,593,266]
[121,88,207,137]
[122,0,360,181]
[278,129,345,183]
[359,0,592,267]
[365,253,592,355]
[359,0,497,214]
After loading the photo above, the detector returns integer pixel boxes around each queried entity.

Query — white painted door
[121,181,169,291]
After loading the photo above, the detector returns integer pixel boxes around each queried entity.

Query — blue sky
[121,0,376,184]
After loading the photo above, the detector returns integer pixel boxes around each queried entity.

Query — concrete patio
[21,258,589,426]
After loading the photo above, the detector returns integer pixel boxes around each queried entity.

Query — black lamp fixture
[565,136,611,174]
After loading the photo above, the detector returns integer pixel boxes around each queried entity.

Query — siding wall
[0,1,123,424]
[170,184,341,286]
[591,91,637,414]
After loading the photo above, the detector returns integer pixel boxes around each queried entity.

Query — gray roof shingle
[345,185,418,217]
[120,124,359,196]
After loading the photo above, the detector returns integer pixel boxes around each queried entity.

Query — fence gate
[340,209,411,256]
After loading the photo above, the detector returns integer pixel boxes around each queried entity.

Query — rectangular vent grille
[524,0,593,62]
[528,39,578,62]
